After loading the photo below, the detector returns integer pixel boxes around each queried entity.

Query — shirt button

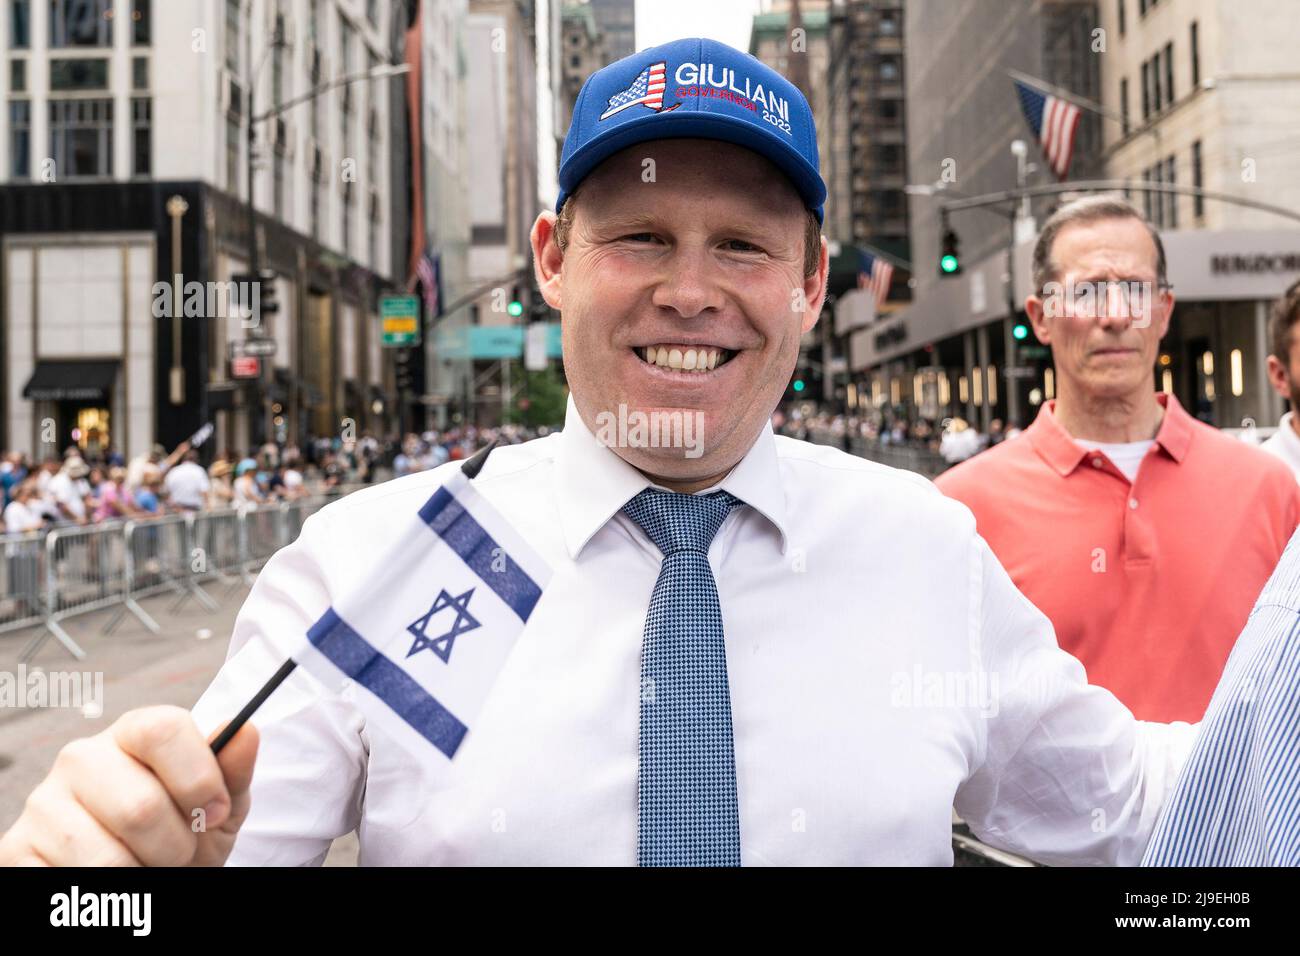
[1091,457,1103,468]
[1128,498,1139,510]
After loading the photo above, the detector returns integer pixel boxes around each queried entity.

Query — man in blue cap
[3,38,1201,867]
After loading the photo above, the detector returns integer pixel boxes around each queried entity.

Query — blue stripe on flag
[307,609,468,759]
[419,486,543,622]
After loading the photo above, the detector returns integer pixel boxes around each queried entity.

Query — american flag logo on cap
[599,60,679,121]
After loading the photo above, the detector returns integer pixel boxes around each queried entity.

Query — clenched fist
[0,706,258,866]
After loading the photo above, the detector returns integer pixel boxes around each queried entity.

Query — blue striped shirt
[1143,526,1300,866]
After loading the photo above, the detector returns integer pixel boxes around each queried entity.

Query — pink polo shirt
[935,393,1300,723]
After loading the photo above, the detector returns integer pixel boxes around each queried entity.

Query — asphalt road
[0,583,359,866]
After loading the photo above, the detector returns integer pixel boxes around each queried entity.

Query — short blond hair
[554,186,822,278]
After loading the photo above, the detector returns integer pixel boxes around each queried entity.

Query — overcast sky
[634,0,766,54]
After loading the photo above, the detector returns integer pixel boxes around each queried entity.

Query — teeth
[640,346,728,372]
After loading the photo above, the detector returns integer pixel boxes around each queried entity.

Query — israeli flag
[291,466,550,761]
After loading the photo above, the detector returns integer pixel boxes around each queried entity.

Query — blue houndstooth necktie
[622,487,743,867]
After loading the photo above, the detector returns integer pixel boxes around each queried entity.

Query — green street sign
[380,295,422,347]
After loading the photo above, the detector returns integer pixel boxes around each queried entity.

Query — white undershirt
[1081,439,1155,482]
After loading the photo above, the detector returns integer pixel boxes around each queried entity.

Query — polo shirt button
[1092,457,1103,468]
[1129,498,1139,510]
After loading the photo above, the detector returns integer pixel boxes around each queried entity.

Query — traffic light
[939,229,962,276]
[792,377,806,393]
[1012,321,1030,341]
[257,269,280,315]
[508,285,525,318]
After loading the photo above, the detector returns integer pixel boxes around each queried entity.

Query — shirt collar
[1027,391,1193,476]
[553,396,790,558]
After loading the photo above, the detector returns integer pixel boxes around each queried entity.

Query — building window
[49,0,112,48]
[368,191,378,268]
[1117,0,1125,36]
[225,0,241,77]
[10,58,26,92]
[131,96,150,176]
[343,181,353,256]
[1192,139,1204,218]
[1165,155,1176,228]
[132,55,147,89]
[10,0,30,47]
[50,57,109,90]
[1119,77,1129,134]
[49,97,113,178]
[131,0,149,45]
[1190,21,1200,87]
[226,113,240,192]
[1151,51,1162,111]
[878,13,898,35]
[1164,41,1174,104]
[879,59,899,82]
[1141,59,1150,119]
[8,98,30,178]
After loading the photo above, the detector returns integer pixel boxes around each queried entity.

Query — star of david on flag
[288,464,551,761]
[407,588,480,663]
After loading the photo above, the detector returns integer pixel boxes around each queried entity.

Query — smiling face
[1027,216,1174,403]
[531,138,829,489]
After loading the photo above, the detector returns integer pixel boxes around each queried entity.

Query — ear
[531,212,563,310]
[1026,293,1051,345]
[1267,354,1292,400]
[799,235,831,335]
[1154,288,1175,340]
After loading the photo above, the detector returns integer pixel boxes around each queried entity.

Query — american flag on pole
[857,250,894,308]
[415,250,440,318]
[1014,79,1082,180]
[600,60,669,120]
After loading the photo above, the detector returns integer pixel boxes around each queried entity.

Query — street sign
[242,337,277,357]
[381,295,422,347]
[231,356,261,379]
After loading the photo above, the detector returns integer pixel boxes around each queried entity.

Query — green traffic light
[508,301,524,317]
[940,254,959,274]
[792,379,806,392]
[1013,323,1029,341]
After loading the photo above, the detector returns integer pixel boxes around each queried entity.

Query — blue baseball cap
[557,37,826,224]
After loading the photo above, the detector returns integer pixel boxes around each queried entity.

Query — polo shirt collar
[1027,391,1193,476]
[553,396,790,558]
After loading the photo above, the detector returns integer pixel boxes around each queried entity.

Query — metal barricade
[191,506,244,598]
[1,530,46,636]
[19,521,128,661]
[848,438,950,479]
[239,503,285,583]
[103,513,216,637]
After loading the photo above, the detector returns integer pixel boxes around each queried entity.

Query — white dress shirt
[1262,412,1300,481]
[192,398,1197,866]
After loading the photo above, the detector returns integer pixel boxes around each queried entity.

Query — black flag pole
[210,440,500,755]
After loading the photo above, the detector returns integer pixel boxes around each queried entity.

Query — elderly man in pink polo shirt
[937,196,1300,724]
